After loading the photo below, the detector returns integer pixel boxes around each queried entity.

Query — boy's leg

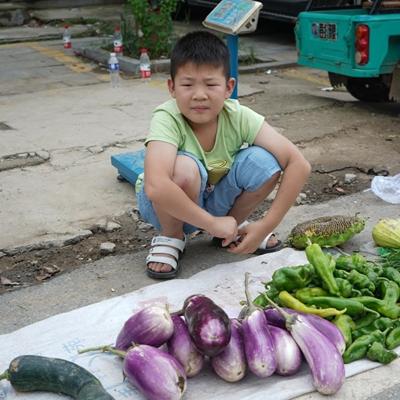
[227,171,280,224]
[137,153,207,273]
[205,146,282,247]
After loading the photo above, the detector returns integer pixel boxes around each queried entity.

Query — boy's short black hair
[170,31,230,81]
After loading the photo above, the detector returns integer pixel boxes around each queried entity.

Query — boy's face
[168,62,235,129]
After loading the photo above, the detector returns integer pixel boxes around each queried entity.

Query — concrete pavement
[0,76,170,251]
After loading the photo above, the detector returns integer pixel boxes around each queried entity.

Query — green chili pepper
[354,313,379,330]
[253,293,268,308]
[334,315,355,347]
[352,259,379,283]
[335,255,354,271]
[380,280,400,304]
[386,326,400,350]
[255,285,280,306]
[370,263,384,277]
[352,296,400,319]
[359,288,375,297]
[336,254,383,278]
[334,269,349,280]
[335,278,353,298]
[269,264,315,292]
[352,327,372,340]
[294,287,327,303]
[351,296,381,308]
[374,317,395,331]
[367,342,397,364]
[382,267,400,289]
[347,270,375,292]
[302,296,378,317]
[278,291,346,317]
[305,244,340,296]
[343,330,386,363]
[352,317,395,340]
[353,262,368,273]
[335,253,367,271]
[351,253,368,268]
[366,271,379,285]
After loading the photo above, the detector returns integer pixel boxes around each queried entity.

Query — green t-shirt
[145,98,264,185]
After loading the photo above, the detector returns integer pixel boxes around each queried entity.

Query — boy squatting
[136,31,311,279]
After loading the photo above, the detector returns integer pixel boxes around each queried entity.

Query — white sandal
[212,220,283,254]
[255,232,283,254]
[146,235,186,279]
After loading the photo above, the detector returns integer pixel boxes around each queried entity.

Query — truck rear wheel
[345,76,391,102]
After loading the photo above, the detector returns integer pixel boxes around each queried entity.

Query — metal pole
[227,34,238,99]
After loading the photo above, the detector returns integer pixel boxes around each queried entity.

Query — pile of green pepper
[254,244,400,365]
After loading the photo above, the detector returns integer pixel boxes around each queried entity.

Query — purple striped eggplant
[264,307,346,355]
[211,319,247,382]
[263,296,345,395]
[123,344,186,400]
[183,294,231,357]
[268,325,302,376]
[167,315,204,378]
[115,304,174,350]
[241,273,276,378]
[264,308,286,328]
[78,344,186,399]
[289,315,345,394]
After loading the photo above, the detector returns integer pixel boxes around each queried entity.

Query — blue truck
[295,0,400,102]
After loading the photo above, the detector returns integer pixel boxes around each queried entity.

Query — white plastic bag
[371,173,400,204]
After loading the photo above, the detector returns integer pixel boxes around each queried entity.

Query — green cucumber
[0,355,115,400]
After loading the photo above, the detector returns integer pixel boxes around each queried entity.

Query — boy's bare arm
[145,141,238,244]
[228,121,311,254]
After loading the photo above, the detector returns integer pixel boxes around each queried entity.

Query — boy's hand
[227,220,268,254]
[208,216,238,247]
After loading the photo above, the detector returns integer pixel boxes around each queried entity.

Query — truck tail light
[355,24,369,65]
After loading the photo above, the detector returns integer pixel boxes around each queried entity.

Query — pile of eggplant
[79,273,346,399]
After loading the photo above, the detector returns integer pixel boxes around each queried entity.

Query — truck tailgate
[296,9,400,77]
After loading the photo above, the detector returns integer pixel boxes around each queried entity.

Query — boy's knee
[232,146,282,191]
[172,155,201,190]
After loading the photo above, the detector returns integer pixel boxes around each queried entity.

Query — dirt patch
[0,170,374,295]
[0,212,152,294]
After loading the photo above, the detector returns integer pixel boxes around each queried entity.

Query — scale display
[203,0,262,35]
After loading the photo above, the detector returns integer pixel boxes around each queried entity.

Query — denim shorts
[137,145,282,234]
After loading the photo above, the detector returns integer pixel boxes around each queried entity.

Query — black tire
[345,76,391,102]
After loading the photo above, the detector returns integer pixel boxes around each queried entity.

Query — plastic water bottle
[113,25,123,55]
[63,24,72,49]
[139,48,151,82]
[108,52,120,88]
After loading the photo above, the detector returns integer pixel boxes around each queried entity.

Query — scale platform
[203,0,262,35]
[111,149,145,187]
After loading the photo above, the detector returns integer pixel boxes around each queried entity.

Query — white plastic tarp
[0,248,390,399]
